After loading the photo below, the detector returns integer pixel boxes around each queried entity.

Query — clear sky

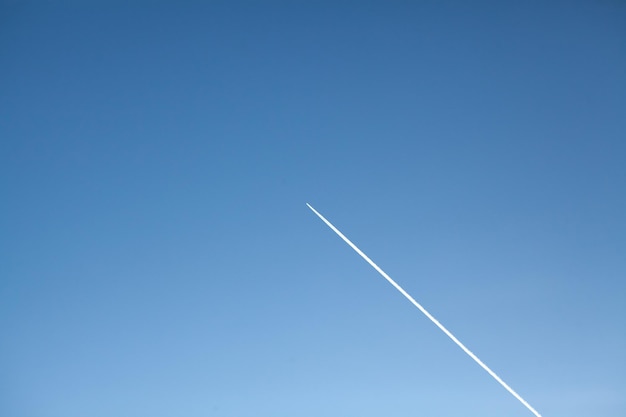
[1,2,625,417]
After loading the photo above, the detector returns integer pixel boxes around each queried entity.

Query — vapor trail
[306,203,542,417]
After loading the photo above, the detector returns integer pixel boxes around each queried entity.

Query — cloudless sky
[1,2,625,417]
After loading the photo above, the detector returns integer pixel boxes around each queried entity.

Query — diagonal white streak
[306,203,542,417]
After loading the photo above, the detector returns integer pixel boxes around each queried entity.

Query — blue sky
[1,2,625,416]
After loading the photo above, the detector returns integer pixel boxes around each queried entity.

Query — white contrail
[306,203,542,417]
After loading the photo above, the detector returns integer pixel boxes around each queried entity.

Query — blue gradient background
[1,2,625,416]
